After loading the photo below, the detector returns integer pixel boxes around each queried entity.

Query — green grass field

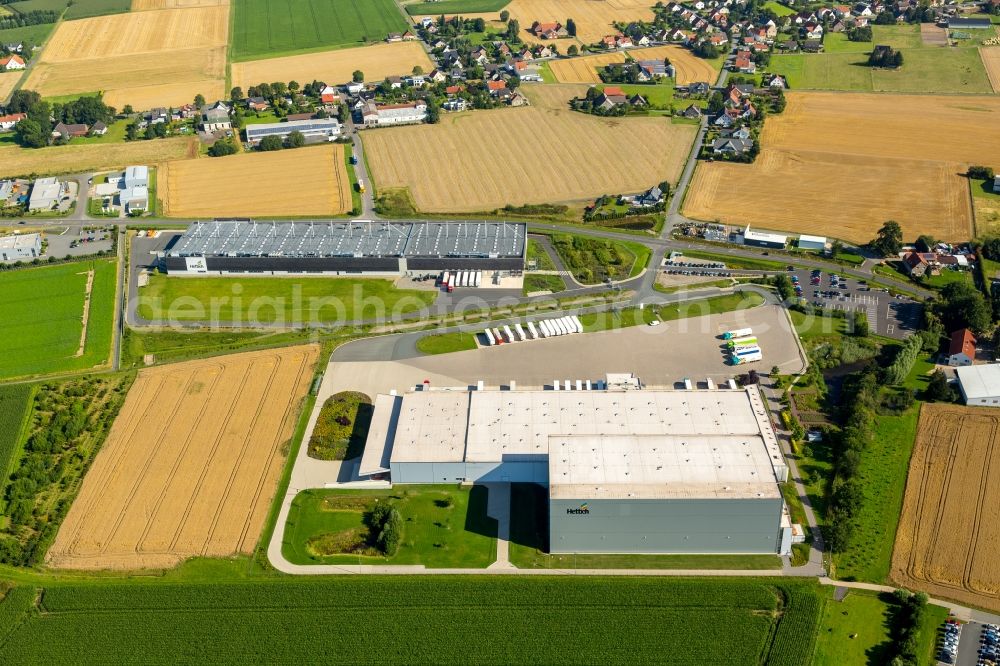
[523,273,565,294]
[404,0,508,15]
[509,484,782,570]
[415,331,478,354]
[5,0,68,13]
[771,24,993,93]
[0,21,55,48]
[0,577,824,664]
[282,486,498,567]
[136,274,437,324]
[812,588,948,666]
[62,0,129,19]
[0,259,116,380]
[598,82,674,107]
[763,0,794,16]
[231,0,409,60]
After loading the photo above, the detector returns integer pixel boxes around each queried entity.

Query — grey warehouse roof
[167,220,526,259]
[245,119,341,140]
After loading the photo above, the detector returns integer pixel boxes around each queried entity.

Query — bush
[969,165,995,180]
[377,508,402,556]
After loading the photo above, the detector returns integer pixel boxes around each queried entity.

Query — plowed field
[981,48,1000,93]
[684,92,1000,243]
[160,144,352,217]
[24,7,228,110]
[363,84,697,212]
[550,45,717,85]
[232,42,433,90]
[48,346,319,570]
[891,404,1000,612]
[132,0,228,10]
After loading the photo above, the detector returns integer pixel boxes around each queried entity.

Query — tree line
[8,89,115,148]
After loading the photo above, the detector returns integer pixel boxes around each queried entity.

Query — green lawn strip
[0,577,823,664]
[0,384,34,513]
[404,0,508,15]
[834,403,920,582]
[920,267,973,290]
[580,291,764,333]
[231,0,409,60]
[121,327,330,368]
[0,259,117,380]
[0,22,56,47]
[596,82,674,107]
[342,143,361,215]
[678,248,788,271]
[306,391,373,460]
[781,481,809,531]
[415,331,478,354]
[523,274,565,294]
[653,278,732,294]
[763,0,794,16]
[812,588,896,666]
[62,0,129,19]
[281,485,498,568]
[507,484,781,570]
[136,274,436,323]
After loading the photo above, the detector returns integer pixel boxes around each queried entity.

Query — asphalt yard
[323,304,804,399]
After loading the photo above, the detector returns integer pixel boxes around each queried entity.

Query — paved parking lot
[45,226,114,258]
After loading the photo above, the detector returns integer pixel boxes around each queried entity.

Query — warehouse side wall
[548,497,785,554]
[390,461,547,484]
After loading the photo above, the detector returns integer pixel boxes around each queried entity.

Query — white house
[0,53,25,70]
[946,329,976,367]
[0,113,25,131]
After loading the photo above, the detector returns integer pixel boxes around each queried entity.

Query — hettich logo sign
[566,503,590,515]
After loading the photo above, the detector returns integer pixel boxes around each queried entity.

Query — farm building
[797,234,827,251]
[0,233,41,262]
[162,220,526,275]
[361,101,428,127]
[947,17,992,29]
[360,382,795,555]
[741,225,787,250]
[956,364,1000,406]
[946,329,977,367]
[244,118,342,147]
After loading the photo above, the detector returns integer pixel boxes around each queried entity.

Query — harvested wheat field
[0,71,20,100]
[550,45,716,85]
[363,84,696,212]
[891,404,1000,612]
[132,0,227,10]
[48,346,319,570]
[160,144,352,218]
[233,42,433,90]
[0,137,196,179]
[981,48,1000,93]
[684,92,1000,243]
[24,7,228,109]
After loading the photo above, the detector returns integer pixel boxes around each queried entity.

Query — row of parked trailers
[439,271,482,292]
[482,315,583,346]
[722,327,763,365]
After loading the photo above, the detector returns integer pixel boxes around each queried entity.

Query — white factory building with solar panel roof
[162,219,526,276]
[359,378,798,555]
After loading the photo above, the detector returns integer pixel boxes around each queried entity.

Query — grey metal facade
[390,461,547,484]
[548,497,784,554]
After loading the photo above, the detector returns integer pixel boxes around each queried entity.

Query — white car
[649,320,660,327]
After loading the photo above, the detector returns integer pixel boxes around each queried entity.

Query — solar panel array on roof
[167,220,525,259]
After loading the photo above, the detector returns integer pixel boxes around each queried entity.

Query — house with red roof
[947,329,977,367]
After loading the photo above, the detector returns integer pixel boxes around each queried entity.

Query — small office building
[0,233,41,262]
[797,234,827,251]
[741,224,787,250]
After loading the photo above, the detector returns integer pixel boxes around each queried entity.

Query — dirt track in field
[48,346,318,571]
[25,7,228,110]
[550,45,717,85]
[160,145,352,218]
[362,84,697,213]
[232,42,433,90]
[891,404,1000,612]
[684,92,1000,243]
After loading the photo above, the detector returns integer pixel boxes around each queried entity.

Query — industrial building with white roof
[162,219,526,276]
[360,379,795,555]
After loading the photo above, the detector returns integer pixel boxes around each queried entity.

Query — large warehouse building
[360,381,795,555]
[162,220,526,275]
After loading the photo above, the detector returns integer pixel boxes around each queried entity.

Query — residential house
[146,107,169,125]
[628,94,648,108]
[597,85,628,111]
[733,50,755,73]
[634,185,664,208]
[764,74,787,89]
[803,22,824,39]
[0,113,25,131]
[531,21,568,39]
[712,136,753,155]
[0,53,25,70]
[443,97,468,112]
[801,40,823,53]
[681,104,702,119]
[386,32,403,42]
[536,45,556,58]
[201,102,231,132]
[993,175,1000,194]
[386,75,404,89]
[346,81,365,94]
[713,112,736,127]
[407,73,426,87]
[427,69,447,83]
[90,121,108,136]
[320,85,339,104]
[901,251,937,276]
[52,122,89,140]
[853,2,873,15]
[638,59,673,79]
[471,47,489,65]
[486,80,507,96]
[402,31,417,40]
[946,329,977,366]
[688,82,711,95]
[246,96,269,111]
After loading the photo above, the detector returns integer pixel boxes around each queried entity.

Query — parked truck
[722,327,753,340]
[527,321,539,339]
[484,329,496,346]
[731,349,763,364]
[726,336,757,349]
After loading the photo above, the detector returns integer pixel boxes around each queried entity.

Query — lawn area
[822,32,872,54]
[972,176,1000,234]
[0,577,825,664]
[0,21,55,48]
[232,0,409,60]
[834,403,921,582]
[763,0,794,16]
[136,274,437,324]
[306,391,373,460]
[68,119,128,145]
[873,47,993,94]
[281,485,498,567]
[770,52,874,91]
[122,326,327,367]
[872,24,924,49]
[812,588,948,666]
[415,331,478,354]
[653,278,732,293]
[522,273,565,294]
[508,484,783,570]
[525,238,556,271]
[597,82,674,107]
[921,267,974,289]
[404,0,508,15]
[580,290,765,332]
[0,259,117,380]
[62,0,129,18]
